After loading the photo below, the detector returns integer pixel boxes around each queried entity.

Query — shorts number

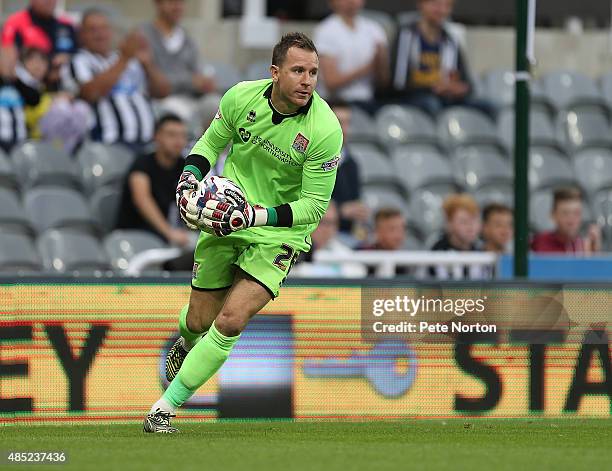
[273,244,295,271]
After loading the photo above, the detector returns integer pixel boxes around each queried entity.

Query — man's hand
[176,171,200,229]
[200,200,268,236]
[192,73,217,94]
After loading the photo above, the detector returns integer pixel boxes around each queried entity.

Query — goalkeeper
[144,32,342,433]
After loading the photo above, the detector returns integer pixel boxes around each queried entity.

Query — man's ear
[270,65,279,82]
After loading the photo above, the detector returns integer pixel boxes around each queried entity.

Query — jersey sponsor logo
[215,108,222,120]
[291,133,310,153]
[251,135,301,167]
[238,127,252,142]
[247,110,256,123]
[321,155,340,171]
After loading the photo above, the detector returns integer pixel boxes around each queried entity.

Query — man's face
[312,203,339,248]
[80,14,113,55]
[272,47,318,109]
[419,0,454,27]
[156,0,185,25]
[155,121,187,158]
[482,211,513,250]
[447,208,481,247]
[553,200,582,239]
[30,0,57,17]
[375,215,406,250]
[332,106,351,141]
[330,0,365,17]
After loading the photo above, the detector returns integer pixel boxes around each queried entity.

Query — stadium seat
[0,149,18,191]
[591,189,612,250]
[362,183,408,217]
[555,106,612,151]
[0,232,41,272]
[202,61,242,92]
[529,146,576,190]
[436,107,498,149]
[529,190,555,232]
[76,142,135,195]
[391,144,454,191]
[453,144,512,190]
[0,188,33,236]
[349,106,378,143]
[480,68,552,111]
[24,186,98,234]
[407,185,455,236]
[573,147,612,195]
[90,186,122,234]
[104,230,167,272]
[375,105,436,148]
[11,141,80,189]
[539,70,602,110]
[245,60,271,81]
[497,108,557,150]
[37,229,110,273]
[473,183,514,209]
[347,143,397,185]
[600,72,612,108]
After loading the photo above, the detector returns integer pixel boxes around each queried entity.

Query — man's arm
[129,172,190,245]
[135,32,171,98]
[319,55,373,92]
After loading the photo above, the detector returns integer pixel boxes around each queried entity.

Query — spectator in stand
[314,0,389,113]
[481,203,513,253]
[293,201,366,277]
[20,47,90,152]
[430,193,484,279]
[116,114,192,247]
[389,0,494,118]
[329,99,370,237]
[61,9,170,154]
[531,187,601,254]
[142,0,217,122]
[360,207,407,251]
[0,54,41,152]
[357,207,408,276]
[1,0,78,87]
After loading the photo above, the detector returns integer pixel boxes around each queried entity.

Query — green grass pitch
[1,419,609,471]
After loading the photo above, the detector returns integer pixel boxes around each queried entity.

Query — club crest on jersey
[246,110,256,123]
[292,133,309,153]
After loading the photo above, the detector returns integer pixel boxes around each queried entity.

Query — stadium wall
[1,278,610,424]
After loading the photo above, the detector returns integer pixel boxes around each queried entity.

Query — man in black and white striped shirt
[61,9,170,153]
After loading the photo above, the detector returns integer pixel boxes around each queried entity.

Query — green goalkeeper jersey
[189,79,343,250]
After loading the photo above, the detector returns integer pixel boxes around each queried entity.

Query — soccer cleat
[143,409,179,433]
[165,337,188,381]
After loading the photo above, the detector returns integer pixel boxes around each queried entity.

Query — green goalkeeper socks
[162,321,240,408]
[178,304,204,350]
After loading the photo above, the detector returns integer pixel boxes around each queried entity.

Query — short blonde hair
[442,193,480,220]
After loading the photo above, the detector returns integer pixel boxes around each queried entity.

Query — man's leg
[145,270,272,432]
[165,288,228,381]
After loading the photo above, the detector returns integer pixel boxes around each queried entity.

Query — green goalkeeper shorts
[191,230,303,298]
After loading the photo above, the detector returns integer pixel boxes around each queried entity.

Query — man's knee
[214,308,247,337]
